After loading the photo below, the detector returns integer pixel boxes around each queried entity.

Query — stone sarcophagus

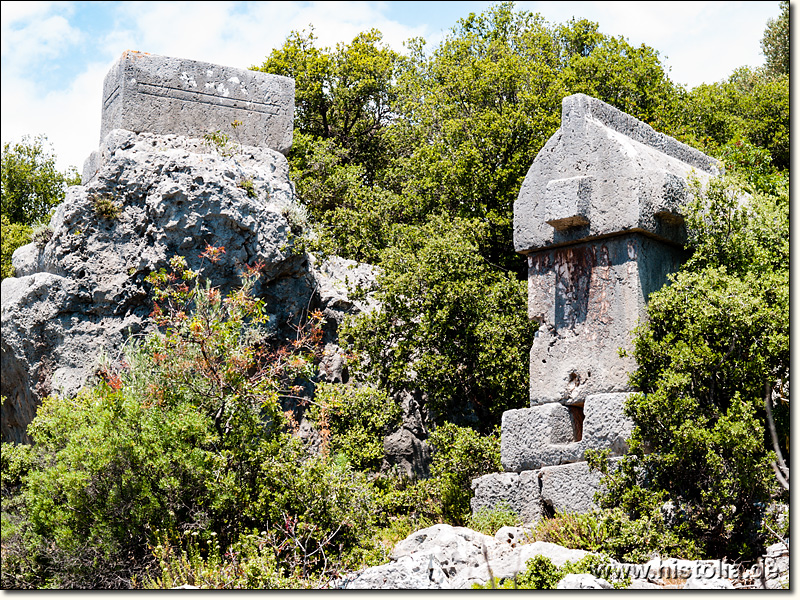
[99,50,294,153]
[516,93,718,407]
[472,94,718,520]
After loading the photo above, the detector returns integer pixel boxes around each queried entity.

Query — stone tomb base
[471,391,633,522]
[471,459,621,523]
[501,393,634,473]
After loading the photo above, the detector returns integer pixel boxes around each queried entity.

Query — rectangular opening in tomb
[569,404,584,442]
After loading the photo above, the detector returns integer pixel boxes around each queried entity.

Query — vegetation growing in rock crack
[91,193,122,220]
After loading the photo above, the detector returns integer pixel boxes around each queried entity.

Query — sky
[0,1,787,173]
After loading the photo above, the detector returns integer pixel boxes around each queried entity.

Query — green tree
[341,214,535,429]
[599,174,789,559]
[761,1,789,76]
[681,67,789,171]
[255,28,400,213]
[426,422,501,523]
[388,5,683,272]
[257,3,685,273]
[0,216,32,279]
[1,136,79,279]
[1,135,78,226]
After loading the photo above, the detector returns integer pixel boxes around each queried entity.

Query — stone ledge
[501,393,633,473]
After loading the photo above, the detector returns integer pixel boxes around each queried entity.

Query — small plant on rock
[92,193,121,220]
[202,130,235,157]
[238,178,257,198]
[31,223,53,248]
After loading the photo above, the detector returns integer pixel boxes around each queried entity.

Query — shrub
[145,530,292,589]
[597,174,788,560]
[202,130,236,157]
[467,503,520,536]
[532,506,699,564]
[91,193,121,220]
[31,223,53,248]
[341,214,535,430]
[427,422,502,524]
[0,215,31,279]
[309,383,401,472]
[0,252,381,588]
[238,178,257,198]
[474,553,629,589]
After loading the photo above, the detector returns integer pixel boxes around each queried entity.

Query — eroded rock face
[1,130,345,443]
[556,573,613,589]
[337,522,758,590]
[337,524,595,589]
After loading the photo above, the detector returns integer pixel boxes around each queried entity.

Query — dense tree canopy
[761,0,789,76]
[254,2,686,273]
[254,3,692,427]
[599,173,789,559]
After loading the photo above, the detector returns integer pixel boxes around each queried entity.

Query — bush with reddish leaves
[1,250,381,588]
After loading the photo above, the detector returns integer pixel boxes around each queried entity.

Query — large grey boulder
[339,553,451,589]
[392,524,496,583]
[2,130,312,443]
[382,427,431,479]
[340,524,599,589]
[309,254,379,345]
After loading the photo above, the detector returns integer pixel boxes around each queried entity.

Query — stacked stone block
[472,94,718,521]
[83,51,294,182]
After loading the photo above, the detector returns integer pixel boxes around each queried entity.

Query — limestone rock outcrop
[336,523,767,589]
[336,523,594,589]
[1,129,371,444]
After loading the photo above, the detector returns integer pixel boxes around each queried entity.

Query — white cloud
[520,1,775,87]
[1,2,81,66]
[1,60,108,173]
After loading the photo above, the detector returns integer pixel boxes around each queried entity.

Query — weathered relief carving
[100,50,294,152]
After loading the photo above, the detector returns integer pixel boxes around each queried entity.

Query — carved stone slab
[99,50,294,153]
[526,234,686,404]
